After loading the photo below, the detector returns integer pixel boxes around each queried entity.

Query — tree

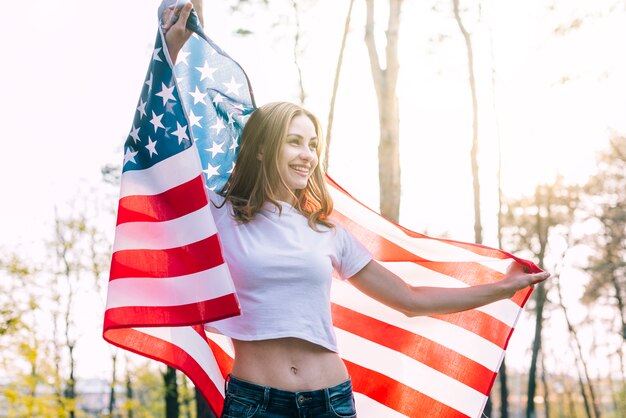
[325,0,355,170]
[364,0,403,222]
[502,176,580,418]
[452,0,482,245]
[583,135,626,342]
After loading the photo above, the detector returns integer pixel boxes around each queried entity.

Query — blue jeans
[221,375,357,418]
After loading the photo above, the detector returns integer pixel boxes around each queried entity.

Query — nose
[300,146,316,161]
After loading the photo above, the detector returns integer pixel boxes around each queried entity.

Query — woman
[162,4,549,417]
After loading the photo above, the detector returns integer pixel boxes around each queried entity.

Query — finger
[161,5,175,30]
[174,2,193,29]
[530,272,550,284]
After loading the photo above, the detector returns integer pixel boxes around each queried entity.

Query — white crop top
[205,192,372,352]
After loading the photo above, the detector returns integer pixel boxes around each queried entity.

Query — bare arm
[349,259,549,317]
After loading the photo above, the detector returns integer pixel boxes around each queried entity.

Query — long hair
[219,102,334,230]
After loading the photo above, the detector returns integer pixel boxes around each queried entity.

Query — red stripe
[430,309,511,349]
[102,325,225,416]
[207,337,235,377]
[109,234,223,280]
[103,294,239,329]
[332,210,515,281]
[332,304,495,395]
[344,360,470,418]
[328,176,529,264]
[117,175,208,225]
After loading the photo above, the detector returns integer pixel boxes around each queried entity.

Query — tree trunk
[526,186,550,418]
[164,366,179,418]
[452,0,482,244]
[325,0,355,170]
[556,276,601,418]
[364,0,403,222]
[109,353,117,417]
[290,0,306,105]
[195,387,216,418]
[126,369,134,418]
[526,282,546,418]
[499,359,510,418]
[540,351,551,418]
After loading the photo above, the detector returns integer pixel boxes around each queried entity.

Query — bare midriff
[230,337,349,392]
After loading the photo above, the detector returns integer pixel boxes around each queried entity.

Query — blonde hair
[219,102,334,230]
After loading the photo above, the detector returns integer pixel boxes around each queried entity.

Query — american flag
[104,5,540,417]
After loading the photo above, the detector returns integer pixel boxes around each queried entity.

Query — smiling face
[274,114,319,203]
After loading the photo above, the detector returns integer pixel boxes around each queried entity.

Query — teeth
[291,166,309,173]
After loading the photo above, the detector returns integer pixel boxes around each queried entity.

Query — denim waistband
[225,374,353,409]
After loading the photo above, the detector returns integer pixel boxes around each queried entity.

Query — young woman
[162,4,549,417]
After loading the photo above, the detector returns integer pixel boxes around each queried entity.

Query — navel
[291,366,298,375]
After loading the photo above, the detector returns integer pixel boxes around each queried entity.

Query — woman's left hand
[498,262,550,298]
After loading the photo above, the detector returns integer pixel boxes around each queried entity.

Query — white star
[155,82,176,106]
[227,112,236,126]
[223,77,242,96]
[206,141,224,158]
[196,60,218,81]
[145,73,153,91]
[210,117,226,135]
[189,86,207,105]
[123,147,138,166]
[150,111,165,132]
[229,139,238,151]
[172,122,189,144]
[203,163,221,179]
[129,124,140,143]
[136,98,147,118]
[227,162,236,174]
[153,47,162,62]
[145,137,158,157]
[212,93,224,104]
[188,109,203,128]
[176,49,191,65]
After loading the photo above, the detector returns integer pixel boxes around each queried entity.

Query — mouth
[290,164,310,177]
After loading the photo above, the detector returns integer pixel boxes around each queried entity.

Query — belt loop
[224,374,231,395]
[261,385,270,412]
[324,387,331,413]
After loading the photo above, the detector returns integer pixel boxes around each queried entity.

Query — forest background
[0,0,625,417]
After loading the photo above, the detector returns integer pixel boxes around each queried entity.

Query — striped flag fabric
[104,3,540,417]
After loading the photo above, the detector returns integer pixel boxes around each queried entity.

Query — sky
[2,0,625,381]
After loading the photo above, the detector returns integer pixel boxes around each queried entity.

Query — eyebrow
[286,133,318,140]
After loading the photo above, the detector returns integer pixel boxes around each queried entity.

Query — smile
[290,165,310,176]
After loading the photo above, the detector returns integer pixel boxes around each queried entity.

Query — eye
[309,142,318,150]
[287,137,300,145]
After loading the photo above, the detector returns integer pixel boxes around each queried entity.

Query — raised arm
[349,259,549,317]
[160,0,204,63]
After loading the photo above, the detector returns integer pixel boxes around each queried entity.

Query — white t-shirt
[206,192,372,352]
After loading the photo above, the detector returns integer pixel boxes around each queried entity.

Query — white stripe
[336,328,486,418]
[353,392,408,418]
[380,261,522,327]
[206,331,236,358]
[120,146,201,198]
[135,325,226,396]
[106,264,235,309]
[113,205,217,252]
[331,280,504,371]
[331,186,508,268]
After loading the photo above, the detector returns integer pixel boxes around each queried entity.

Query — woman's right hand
[161,1,197,63]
